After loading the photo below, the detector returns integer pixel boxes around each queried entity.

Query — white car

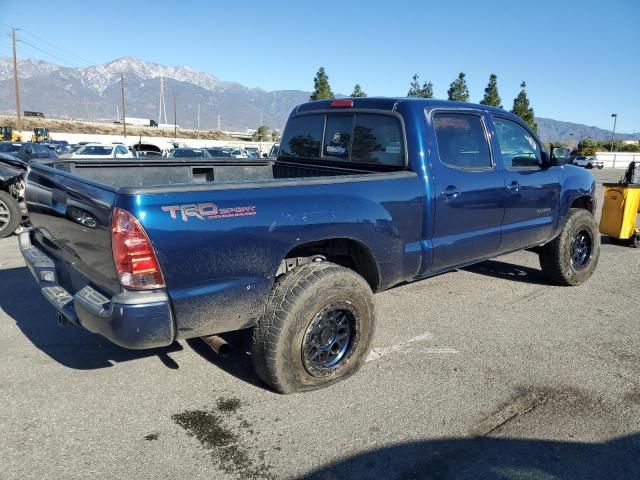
[70,143,134,159]
[572,156,604,169]
[228,147,248,159]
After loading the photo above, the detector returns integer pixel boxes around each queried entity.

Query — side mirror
[25,148,33,156]
[550,146,569,166]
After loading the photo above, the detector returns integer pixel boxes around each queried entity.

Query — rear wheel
[539,208,600,286]
[251,262,375,394]
[0,191,20,239]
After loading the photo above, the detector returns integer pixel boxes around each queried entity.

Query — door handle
[441,186,461,200]
[506,182,521,192]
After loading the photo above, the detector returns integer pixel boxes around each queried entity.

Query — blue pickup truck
[21,98,599,393]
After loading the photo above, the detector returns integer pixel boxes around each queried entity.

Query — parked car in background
[47,140,71,154]
[136,150,164,158]
[0,152,27,238]
[0,142,22,156]
[169,147,210,158]
[7,142,58,163]
[131,143,164,158]
[245,147,260,159]
[207,147,233,158]
[70,143,134,159]
[228,147,248,158]
[268,143,280,158]
[61,144,86,157]
[572,156,603,169]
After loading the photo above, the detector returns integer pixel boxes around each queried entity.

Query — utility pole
[610,113,618,152]
[120,73,127,138]
[217,113,221,131]
[196,95,201,139]
[12,27,22,133]
[173,96,177,138]
[159,75,167,124]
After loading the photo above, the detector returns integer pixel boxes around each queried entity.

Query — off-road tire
[0,191,20,239]
[251,262,375,394]
[539,208,600,286]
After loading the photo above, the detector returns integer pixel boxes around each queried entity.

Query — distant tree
[447,72,470,102]
[310,67,334,101]
[479,74,502,108]
[577,138,598,156]
[252,125,270,141]
[511,81,538,133]
[351,84,367,97]
[420,80,434,99]
[407,74,433,98]
[407,74,421,97]
[271,129,280,142]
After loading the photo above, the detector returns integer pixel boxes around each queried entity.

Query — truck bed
[51,157,377,189]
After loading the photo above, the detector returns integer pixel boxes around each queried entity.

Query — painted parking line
[366,332,458,363]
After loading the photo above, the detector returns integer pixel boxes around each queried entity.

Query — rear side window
[280,112,404,168]
[433,113,492,170]
[280,115,323,159]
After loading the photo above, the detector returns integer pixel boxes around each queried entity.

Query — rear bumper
[19,232,175,349]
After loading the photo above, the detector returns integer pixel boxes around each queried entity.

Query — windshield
[0,143,21,153]
[207,148,232,157]
[170,148,206,157]
[77,146,113,155]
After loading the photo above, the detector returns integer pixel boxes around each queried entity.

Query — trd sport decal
[161,203,256,222]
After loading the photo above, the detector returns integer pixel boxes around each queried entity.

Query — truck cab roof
[296,97,509,116]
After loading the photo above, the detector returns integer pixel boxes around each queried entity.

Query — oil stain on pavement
[172,396,275,479]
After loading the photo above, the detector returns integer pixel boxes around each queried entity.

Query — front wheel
[251,262,375,394]
[0,191,20,239]
[539,208,600,286]
[597,165,604,169]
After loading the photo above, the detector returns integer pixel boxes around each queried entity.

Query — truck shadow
[186,331,267,390]
[0,266,183,370]
[299,433,640,479]
[463,259,550,285]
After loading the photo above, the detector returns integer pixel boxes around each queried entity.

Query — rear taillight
[112,208,165,290]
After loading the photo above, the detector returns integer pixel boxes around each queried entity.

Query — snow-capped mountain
[0,57,308,130]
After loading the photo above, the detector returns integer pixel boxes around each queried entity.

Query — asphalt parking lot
[0,169,639,479]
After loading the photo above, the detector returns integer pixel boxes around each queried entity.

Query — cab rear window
[280,112,405,168]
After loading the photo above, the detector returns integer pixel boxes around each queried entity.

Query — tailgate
[25,163,120,295]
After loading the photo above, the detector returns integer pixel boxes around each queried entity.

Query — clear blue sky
[1,0,638,132]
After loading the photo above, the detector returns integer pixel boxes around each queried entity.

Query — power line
[0,24,96,67]
[19,28,96,65]
[17,38,84,67]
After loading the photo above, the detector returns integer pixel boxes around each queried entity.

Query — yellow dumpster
[599,183,640,247]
